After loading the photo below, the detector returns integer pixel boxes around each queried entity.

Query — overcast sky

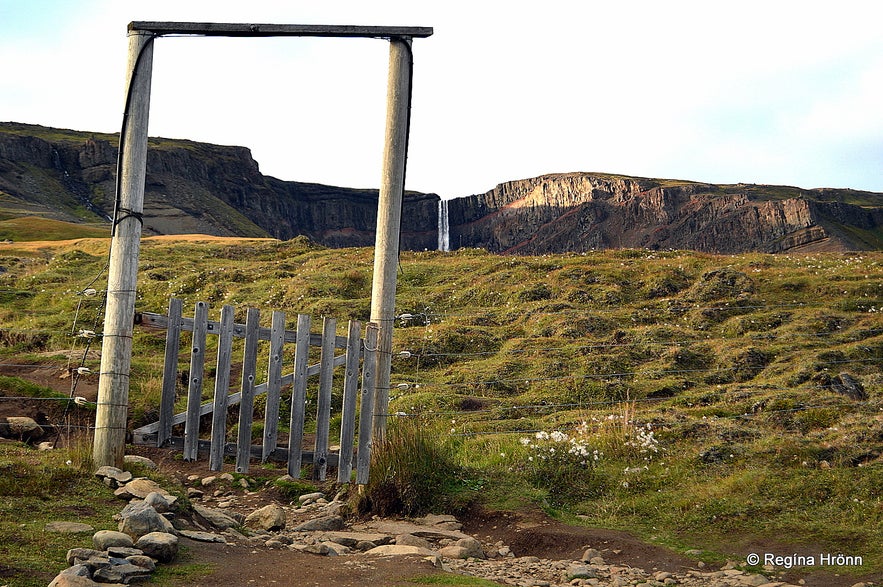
[1,0,881,197]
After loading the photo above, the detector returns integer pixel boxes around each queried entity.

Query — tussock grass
[0,237,880,572]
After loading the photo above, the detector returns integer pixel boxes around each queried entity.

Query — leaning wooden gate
[131,297,378,483]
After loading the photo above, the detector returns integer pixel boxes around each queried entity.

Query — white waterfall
[437,198,450,252]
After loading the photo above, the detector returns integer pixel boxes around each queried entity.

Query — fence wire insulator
[74,396,89,406]
[76,366,92,376]
[79,288,98,297]
[397,350,413,359]
[76,329,98,339]
[395,383,411,390]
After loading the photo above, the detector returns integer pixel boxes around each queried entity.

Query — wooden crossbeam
[128,21,433,39]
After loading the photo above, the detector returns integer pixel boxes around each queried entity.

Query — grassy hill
[0,235,881,580]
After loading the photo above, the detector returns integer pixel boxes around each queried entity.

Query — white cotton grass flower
[550,430,568,443]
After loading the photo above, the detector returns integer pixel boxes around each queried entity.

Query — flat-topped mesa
[446,172,883,254]
[2,124,881,253]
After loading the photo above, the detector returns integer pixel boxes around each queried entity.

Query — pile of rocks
[44,462,859,587]
[47,462,182,587]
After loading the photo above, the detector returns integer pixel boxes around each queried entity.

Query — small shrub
[359,417,467,517]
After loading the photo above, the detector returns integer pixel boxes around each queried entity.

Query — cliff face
[447,173,883,253]
[2,123,881,253]
[0,123,439,249]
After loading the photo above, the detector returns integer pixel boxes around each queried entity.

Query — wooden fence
[131,297,378,483]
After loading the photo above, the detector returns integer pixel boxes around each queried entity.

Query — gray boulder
[93,530,134,550]
[244,504,287,531]
[144,491,173,513]
[118,501,174,539]
[94,466,133,487]
[192,503,240,530]
[293,515,344,532]
[135,531,179,563]
[65,548,103,566]
[0,416,44,442]
[439,537,485,560]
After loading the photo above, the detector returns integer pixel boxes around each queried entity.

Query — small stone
[118,501,174,538]
[93,530,134,550]
[48,574,104,587]
[293,515,344,532]
[94,563,151,584]
[219,472,234,482]
[106,546,143,558]
[179,530,227,543]
[117,478,172,501]
[186,487,204,499]
[323,501,349,517]
[0,416,43,441]
[144,491,173,513]
[298,491,325,504]
[566,563,596,580]
[365,544,437,557]
[244,504,287,531]
[201,476,217,487]
[126,555,156,571]
[94,466,133,487]
[123,455,158,469]
[192,504,239,530]
[581,548,601,562]
[65,548,103,566]
[135,531,179,563]
[396,533,431,549]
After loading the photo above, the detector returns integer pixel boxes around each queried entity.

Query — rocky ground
[33,444,875,587]
[1,373,877,587]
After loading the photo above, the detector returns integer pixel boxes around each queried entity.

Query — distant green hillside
[0,215,108,241]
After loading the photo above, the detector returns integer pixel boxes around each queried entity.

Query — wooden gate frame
[132,297,378,483]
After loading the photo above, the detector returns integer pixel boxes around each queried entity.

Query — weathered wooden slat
[235,308,261,473]
[261,310,285,463]
[209,305,235,471]
[156,297,182,447]
[287,314,311,478]
[139,312,349,348]
[183,302,208,461]
[356,324,379,485]
[337,320,362,483]
[128,21,433,39]
[313,318,337,481]
[133,434,341,467]
[135,300,372,480]
[131,353,347,437]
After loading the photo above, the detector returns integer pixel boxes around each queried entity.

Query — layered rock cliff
[2,123,881,253]
[447,173,883,253]
[0,123,439,249]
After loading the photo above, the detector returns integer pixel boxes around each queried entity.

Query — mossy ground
[0,236,880,575]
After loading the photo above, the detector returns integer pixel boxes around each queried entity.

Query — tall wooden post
[93,30,154,468]
[370,37,412,441]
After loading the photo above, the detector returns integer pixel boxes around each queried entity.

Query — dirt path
[2,387,880,587]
